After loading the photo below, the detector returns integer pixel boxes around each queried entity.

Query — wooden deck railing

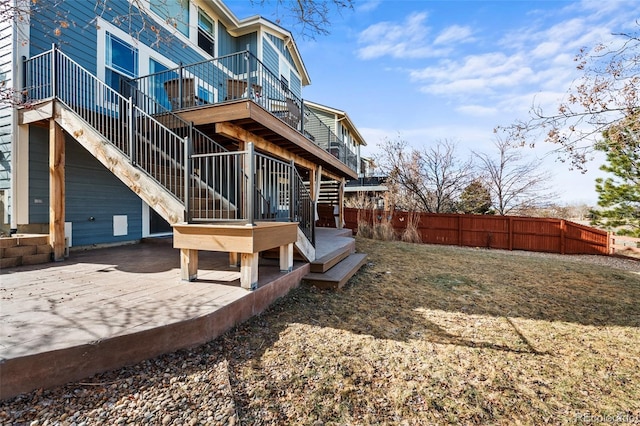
[343,208,611,256]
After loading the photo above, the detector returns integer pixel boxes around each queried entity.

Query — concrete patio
[0,236,314,400]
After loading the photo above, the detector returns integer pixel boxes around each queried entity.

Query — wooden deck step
[310,237,355,273]
[303,253,367,290]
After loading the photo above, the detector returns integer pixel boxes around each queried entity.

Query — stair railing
[22,46,316,243]
[23,46,189,210]
[290,163,316,245]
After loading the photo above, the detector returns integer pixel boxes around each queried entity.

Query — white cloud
[356,12,451,59]
[433,25,475,45]
[456,104,498,117]
[356,0,382,13]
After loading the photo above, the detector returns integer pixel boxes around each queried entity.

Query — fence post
[245,142,255,226]
[20,55,27,103]
[560,219,566,254]
[508,217,513,251]
[311,200,316,246]
[245,47,251,99]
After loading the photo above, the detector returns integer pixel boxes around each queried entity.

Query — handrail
[291,164,316,245]
[190,144,315,241]
[23,46,187,206]
[130,50,359,172]
[23,46,316,245]
[120,77,227,155]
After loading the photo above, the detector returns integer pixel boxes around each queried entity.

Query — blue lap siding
[29,125,142,247]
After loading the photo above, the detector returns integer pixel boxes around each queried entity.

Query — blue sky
[227,0,640,205]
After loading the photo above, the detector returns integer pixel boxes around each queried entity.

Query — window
[105,32,138,93]
[280,75,289,92]
[198,9,215,56]
[150,0,189,37]
[149,58,176,110]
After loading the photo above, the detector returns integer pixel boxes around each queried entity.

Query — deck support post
[229,252,239,267]
[180,248,198,281]
[338,178,345,230]
[240,252,259,290]
[280,242,293,272]
[49,120,65,261]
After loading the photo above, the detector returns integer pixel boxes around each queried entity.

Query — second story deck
[129,51,359,179]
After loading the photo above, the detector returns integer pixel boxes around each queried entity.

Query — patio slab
[0,241,310,400]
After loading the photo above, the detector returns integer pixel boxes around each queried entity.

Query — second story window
[280,75,289,92]
[198,9,215,56]
[105,32,138,93]
[150,0,189,37]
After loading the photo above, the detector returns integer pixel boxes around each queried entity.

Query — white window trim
[98,21,219,107]
[196,7,217,58]
[97,18,180,83]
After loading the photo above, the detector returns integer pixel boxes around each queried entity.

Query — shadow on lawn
[220,240,640,368]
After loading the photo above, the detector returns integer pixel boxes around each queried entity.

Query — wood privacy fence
[343,208,610,256]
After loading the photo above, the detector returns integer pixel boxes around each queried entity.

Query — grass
[221,237,640,425]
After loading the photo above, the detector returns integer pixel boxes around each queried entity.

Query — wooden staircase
[302,228,367,290]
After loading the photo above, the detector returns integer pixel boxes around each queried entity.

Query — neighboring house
[2,0,364,288]
[303,100,367,217]
[345,157,388,209]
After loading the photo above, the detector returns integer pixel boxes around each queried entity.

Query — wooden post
[309,166,316,200]
[314,166,322,201]
[314,166,322,221]
[280,243,293,272]
[229,252,239,267]
[49,120,65,261]
[338,178,345,229]
[240,252,259,290]
[180,248,198,281]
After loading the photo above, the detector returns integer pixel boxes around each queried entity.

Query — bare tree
[497,24,640,171]
[474,138,555,215]
[252,0,353,39]
[375,137,474,213]
[1,0,354,106]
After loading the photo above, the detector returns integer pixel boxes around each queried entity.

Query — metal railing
[130,50,359,172]
[190,143,315,244]
[291,164,315,245]
[23,47,188,204]
[23,46,315,243]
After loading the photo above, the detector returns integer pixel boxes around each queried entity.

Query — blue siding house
[3,0,366,287]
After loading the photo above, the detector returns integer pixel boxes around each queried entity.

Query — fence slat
[344,208,610,255]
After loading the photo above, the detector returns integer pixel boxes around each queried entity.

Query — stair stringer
[294,227,316,262]
[54,101,185,225]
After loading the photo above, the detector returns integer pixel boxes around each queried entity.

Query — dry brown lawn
[222,237,640,425]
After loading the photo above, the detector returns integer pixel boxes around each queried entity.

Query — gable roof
[304,100,367,146]
[205,0,310,86]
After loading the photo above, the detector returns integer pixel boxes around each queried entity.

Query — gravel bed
[0,346,238,426]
